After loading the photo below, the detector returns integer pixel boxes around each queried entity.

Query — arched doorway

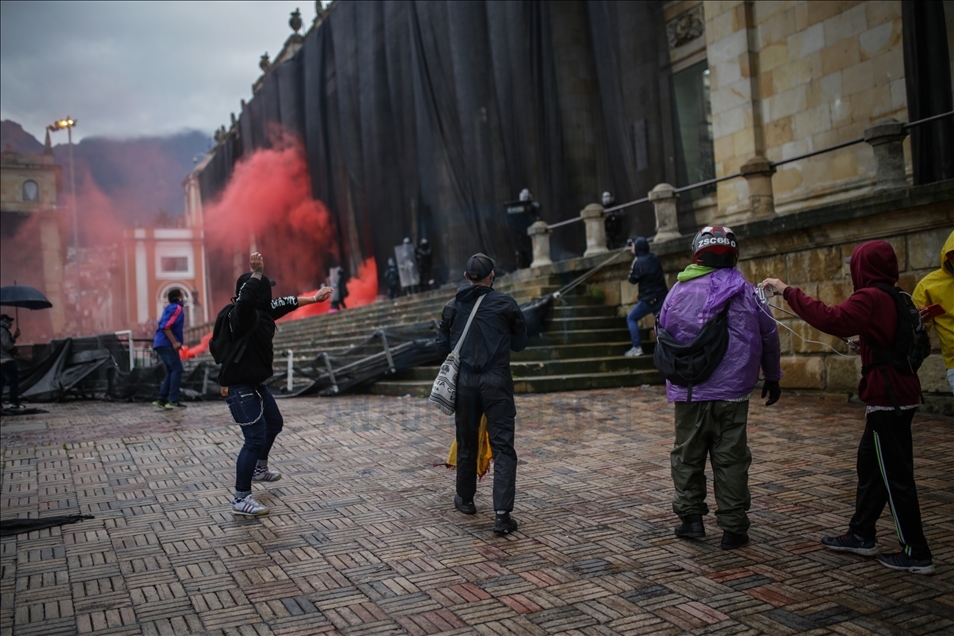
[155,283,194,329]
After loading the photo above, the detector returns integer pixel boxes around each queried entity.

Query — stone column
[649,183,680,243]
[527,221,552,268]
[740,156,777,218]
[864,118,908,192]
[581,203,608,258]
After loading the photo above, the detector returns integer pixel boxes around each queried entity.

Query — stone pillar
[527,221,552,268]
[581,203,608,258]
[864,118,908,192]
[740,156,777,218]
[649,183,680,243]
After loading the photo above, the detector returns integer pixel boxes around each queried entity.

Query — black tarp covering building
[197,0,672,287]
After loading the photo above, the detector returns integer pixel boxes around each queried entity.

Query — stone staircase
[256,269,662,396]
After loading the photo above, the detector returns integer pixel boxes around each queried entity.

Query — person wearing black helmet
[437,253,528,535]
[222,252,333,517]
[656,226,782,549]
[416,238,434,291]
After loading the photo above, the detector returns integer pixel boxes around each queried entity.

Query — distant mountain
[1,120,210,223]
[0,120,44,154]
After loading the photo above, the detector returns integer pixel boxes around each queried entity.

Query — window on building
[160,256,189,273]
[22,180,39,202]
[672,62,716,202]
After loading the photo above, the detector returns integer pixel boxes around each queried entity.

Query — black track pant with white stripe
[848,409,931,560]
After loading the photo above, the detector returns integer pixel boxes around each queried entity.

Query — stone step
[528,328,632,346]
[367,369,664,397]
[277,312,629,344]
[514,341,654,361]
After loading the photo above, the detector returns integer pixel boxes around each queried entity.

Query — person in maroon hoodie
[762,240,934,575]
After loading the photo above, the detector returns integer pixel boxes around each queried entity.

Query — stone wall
[705,1,911,218]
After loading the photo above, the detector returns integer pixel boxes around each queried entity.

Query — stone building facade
[585,1,954,405]
[0,148,65,339]
[121,227,210,333]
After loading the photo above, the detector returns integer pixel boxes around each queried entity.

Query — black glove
[762,380,781,406]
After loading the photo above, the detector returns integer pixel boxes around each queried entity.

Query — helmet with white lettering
[692,226,739,268]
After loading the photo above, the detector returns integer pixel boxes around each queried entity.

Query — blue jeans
[154,346,183,403]
[229,385,283,492]
[627,299,662,348]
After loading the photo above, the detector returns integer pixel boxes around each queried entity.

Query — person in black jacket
[223,252,332,517]
[437,253,528,535]
[385,258,401,299]
[624,237,668,357]
[416,238,434,290]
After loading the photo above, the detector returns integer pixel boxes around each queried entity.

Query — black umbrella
[0,285,53,323]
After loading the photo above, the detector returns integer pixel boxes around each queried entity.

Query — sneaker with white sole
[231,495,269,516]
[877,551,935,575]
[624,346,643,357]
[821,532,878,556]
[252,467,282,482]
[152,400,165,408]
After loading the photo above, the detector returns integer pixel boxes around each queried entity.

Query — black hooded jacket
[628,237,668,303]
[219,275,300,387]
[437,284,528,374]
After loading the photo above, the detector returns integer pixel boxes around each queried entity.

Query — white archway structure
[155,282,194,329]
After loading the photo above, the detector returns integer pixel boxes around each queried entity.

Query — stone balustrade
[864,117,909,192]
[527,220,552,268]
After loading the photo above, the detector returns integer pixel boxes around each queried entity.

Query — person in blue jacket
[153,289,186,409]
[624,237,668,356]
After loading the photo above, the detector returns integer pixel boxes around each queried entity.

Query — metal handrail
[674,172,741,194]
[904,110,953,128]
[544,110,954,225]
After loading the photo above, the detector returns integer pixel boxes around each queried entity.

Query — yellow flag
[446,415,493,478]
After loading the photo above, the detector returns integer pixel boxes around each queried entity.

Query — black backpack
[654,304,731,402]
[209,303,259,379]
[861,283,931,410]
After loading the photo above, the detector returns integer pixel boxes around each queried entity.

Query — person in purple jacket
[152,288,186,409]
[657,226,782,549]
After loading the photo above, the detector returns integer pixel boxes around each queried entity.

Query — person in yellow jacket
[913,229,954,394]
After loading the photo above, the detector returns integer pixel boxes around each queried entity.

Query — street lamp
[47,117,78,251]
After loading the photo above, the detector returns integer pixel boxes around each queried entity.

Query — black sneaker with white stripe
[821,532,878,556]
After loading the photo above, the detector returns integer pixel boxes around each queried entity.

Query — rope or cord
[757,297,855,358]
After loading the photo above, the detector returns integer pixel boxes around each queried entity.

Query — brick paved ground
[1,388,952,636]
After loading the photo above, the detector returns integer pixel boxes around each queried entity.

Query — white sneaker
[624,346,643,357]
[231,495,269,516]
[252,466,282,482]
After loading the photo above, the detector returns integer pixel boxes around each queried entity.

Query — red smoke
[182,258,378,356]
[279,257,379,322]
[0,162,128,342]
[203,134,339,311]
[180,331,212,361]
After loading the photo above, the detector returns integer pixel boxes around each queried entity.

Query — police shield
[394,243,420,288]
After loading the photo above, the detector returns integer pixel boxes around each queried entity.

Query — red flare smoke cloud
[186,132,380,354]
[203,135,338,308]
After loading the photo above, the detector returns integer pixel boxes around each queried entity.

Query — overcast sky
[1,1,323,143]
